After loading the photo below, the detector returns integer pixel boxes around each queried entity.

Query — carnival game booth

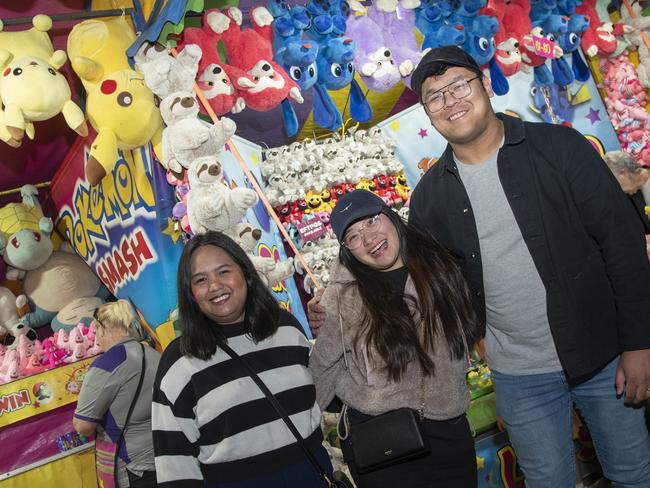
[1,0,648,486]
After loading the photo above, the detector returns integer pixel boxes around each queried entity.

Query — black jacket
[629,190,650,234]
[409,113,650,379]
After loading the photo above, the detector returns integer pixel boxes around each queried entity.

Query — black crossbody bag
[218,340,354,488]
[335,289,430,474]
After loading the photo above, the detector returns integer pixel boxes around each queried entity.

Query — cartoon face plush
[196,63,246,115]
[317,37,356,90]
[186,157,259,236]
[206,7,303,111]
[68,17,163,186]
[275,42,320,92]
[0,15,87,146]
[134,41,202,98]
[345,14,401,93]
[81,70,163,184]
[160,91,237,173]
[0,185,53,277]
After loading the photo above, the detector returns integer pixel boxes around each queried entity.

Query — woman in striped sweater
[152,231,331,488]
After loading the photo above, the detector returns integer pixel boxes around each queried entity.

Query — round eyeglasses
[343,214,382,250]
[423,76,481,113]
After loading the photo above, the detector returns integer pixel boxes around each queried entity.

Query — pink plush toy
[55,329,71,353]
[22,352,47,377]
[1,350,20,384]
[41,338,67,369]
[87,335,103,356]
[600,53,650,163]
[64,343,87,364]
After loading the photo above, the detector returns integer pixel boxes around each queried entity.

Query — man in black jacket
[406,47,650,487]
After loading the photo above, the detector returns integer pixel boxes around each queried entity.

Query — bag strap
[113,342,146,479]
[218,340,333,487]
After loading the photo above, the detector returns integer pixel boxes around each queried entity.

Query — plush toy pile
[0,322,102,385]
[600,51,650,163]
[258,125,410,293]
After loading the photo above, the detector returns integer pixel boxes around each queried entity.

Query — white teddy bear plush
[134,41,202,97]
[235,222,295,288]
[187,157,259,236]
[0,286,36,347]
[160,91,236,173]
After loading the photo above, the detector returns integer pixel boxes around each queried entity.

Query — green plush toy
[67,17,163,186]
[0,14,88,147]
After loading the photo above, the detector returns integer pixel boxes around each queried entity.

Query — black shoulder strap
[219,340,332,486]
[114,342,146,478]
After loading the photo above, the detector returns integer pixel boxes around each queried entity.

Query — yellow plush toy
[0,14,87,147]
[67,16,162,185]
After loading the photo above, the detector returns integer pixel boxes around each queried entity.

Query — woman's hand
[307,288,327,338]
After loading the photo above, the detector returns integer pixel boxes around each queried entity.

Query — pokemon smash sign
[50,132,183,337]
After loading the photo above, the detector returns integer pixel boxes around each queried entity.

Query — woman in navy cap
[309,189,480,487]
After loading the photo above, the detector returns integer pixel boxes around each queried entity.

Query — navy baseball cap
[410,45,482,102]
[330,190,387,243]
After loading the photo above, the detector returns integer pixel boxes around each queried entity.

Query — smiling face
[346,213,403,272]
[190,245,247,325]
[421,67,494,146]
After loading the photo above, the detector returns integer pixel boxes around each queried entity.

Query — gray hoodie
[309,261,471,420]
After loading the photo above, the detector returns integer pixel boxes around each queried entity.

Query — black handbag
[346,407,430,474]
[219,341,354,488]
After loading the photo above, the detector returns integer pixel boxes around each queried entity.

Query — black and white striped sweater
[152,310,323,487]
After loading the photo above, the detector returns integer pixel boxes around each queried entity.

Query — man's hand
[307,288,327,337]
[615,349,650,404]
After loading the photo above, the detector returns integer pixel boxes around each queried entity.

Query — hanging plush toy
[560,15,591,83]
[235,222,295,289]
[367,4,424,89]
[270,1,320,94]
[160,91,237,173]
[134,41,202,98]
[415,0,465,50]
[186,157,259,236]
[576,0,628,58]
[0,14,87,147]
[204,7,304,137]
[619,1,650,88]
[460,14,509,95]
[344,10,403,92]
[178,15,248,117]
[540,15,574,87]
[481,1,521,77]
[67,17,163,186]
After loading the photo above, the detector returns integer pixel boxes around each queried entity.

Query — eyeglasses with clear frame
[422,76,481,113]
[343,214,383,250]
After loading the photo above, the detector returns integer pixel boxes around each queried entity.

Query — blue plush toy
[555,0,581,16]
[312,37,372,130]
[275,42,320,92]
[530,0,559,24]
[541,14,574,86]
[562,14,591,82]
[306,0,350,42]
[422,23,466,50]
[448,0,487,25]
[461,15,509,95]
[415,0,454,38]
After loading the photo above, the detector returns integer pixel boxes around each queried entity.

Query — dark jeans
[341,408,477,488]
[127,469,158,488]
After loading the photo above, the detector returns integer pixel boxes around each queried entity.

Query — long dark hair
[177,231,281,359]
[339,208,479,382]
